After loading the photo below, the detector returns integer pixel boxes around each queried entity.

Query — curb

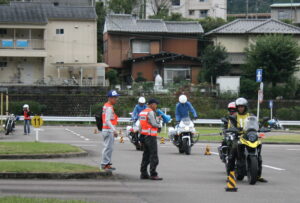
[0,171,112,179]
[0,151,88,159]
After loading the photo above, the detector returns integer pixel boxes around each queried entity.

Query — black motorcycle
[4,114,16,135]
[126,120,144,151]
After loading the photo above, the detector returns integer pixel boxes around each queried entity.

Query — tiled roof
[0,2,97,24]
[105,14,203,34]
[206,19,300,35]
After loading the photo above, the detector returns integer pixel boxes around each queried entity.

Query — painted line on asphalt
[210,151,286,171]
[65,128,90,142]
[287,149,300,151]
[262,165,286,171]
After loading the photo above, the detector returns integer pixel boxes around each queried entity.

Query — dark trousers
[140,135,159,177]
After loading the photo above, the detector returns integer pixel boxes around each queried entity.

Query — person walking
[139,99,163,180]
[101,90,120,171]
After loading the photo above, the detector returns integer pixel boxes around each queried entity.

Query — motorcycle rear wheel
[5,123,12,135]
[247,156,258,185]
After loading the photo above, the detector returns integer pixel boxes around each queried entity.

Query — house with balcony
[103,14,203,85]
[0,2,105,86]
[205,19,300,78]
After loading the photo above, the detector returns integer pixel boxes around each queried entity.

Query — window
[278,10,292,20]
[164,67,191,84]
[0,29,7,35]
[189,10,195,15]
[199,10,208,18]
[172,0,180,6]
[0,62,7,68]
[132,40,150,53]
[103,40,108,53]
[56,29,64,34]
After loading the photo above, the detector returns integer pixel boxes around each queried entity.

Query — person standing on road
[101,90,120,171]
[139,99,163,180]
[22,104,31,135]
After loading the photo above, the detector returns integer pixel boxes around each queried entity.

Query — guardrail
[0,116,300,126]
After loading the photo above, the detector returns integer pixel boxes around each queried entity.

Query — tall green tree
[96,1,106,62]
[245,34,300,87]
[200,44,231,83]
[108,0,138,14]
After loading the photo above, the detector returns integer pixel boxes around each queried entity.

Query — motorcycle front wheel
[247,156,258,185]
[183,139,191,155]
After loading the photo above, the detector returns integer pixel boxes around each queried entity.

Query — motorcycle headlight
[184,126,189,131]
[247,133,258,142]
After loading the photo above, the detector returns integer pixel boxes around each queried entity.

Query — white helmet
[138,97,146,104]
[179,95,187,104]
[23,104,29,109]
[235,97,248,107]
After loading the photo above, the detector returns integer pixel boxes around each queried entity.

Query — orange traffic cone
[119,136,124,143]
[225,171,238,192]
[160,137,165,144]
[204,145,212,155]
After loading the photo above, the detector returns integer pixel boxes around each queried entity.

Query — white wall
[216,76,240,94]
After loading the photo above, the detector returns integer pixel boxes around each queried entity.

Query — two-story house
[0,2,105,86]
[206,19,300,78]
[271,3,300,25]
[103,14,203,84]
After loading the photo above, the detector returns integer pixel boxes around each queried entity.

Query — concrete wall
[213,35,248,53]
[45,20,97,77]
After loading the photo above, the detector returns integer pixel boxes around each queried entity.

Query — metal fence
[1,116,300,126]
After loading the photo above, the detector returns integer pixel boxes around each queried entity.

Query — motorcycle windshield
[244,116,259,131]
[180,117,192,126]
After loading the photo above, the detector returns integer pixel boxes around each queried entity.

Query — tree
[201,44,231,83]
[198,17,227,33]
[108,0,138,14]
[106,69,119,86]
[96,1,106,62]
[149,0,171,16]
[245,34,300,87]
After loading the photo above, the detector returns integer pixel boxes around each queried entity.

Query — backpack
[95,107,103,131]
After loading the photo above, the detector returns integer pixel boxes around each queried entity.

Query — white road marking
[210,151,286,171]
[65,128,90,142]
[262,165,286,171]
[210,152,219,155]
[287,149,300,151]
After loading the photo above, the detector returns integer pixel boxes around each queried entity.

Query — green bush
[240,78,259,99]
[276,107,300,120]
[9,101,46,115]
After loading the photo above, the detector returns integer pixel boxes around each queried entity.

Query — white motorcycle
[126,120,144,151]
[168,117,196,155]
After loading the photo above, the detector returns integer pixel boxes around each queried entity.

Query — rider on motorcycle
[175,95,198,123]
[228,97,267,183]
[218,102,237,160]
[132,97,147,122]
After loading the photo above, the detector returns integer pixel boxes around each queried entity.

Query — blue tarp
[2,40,13,47]
[16,40,28,48]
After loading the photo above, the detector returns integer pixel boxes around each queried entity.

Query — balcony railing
[0,39,44,50]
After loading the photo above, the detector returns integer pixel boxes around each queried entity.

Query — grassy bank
[0,161,100,173]
[0,142,84,155]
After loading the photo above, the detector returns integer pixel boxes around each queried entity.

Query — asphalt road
[0,126,299,203]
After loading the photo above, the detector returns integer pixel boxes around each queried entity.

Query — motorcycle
[218,117,239,174]
[268,118,283,130]
[126,120,144,151]
[226,116,270,185]
[168,117,197,155]
[126,109,172,151]
[3,114,16,135]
